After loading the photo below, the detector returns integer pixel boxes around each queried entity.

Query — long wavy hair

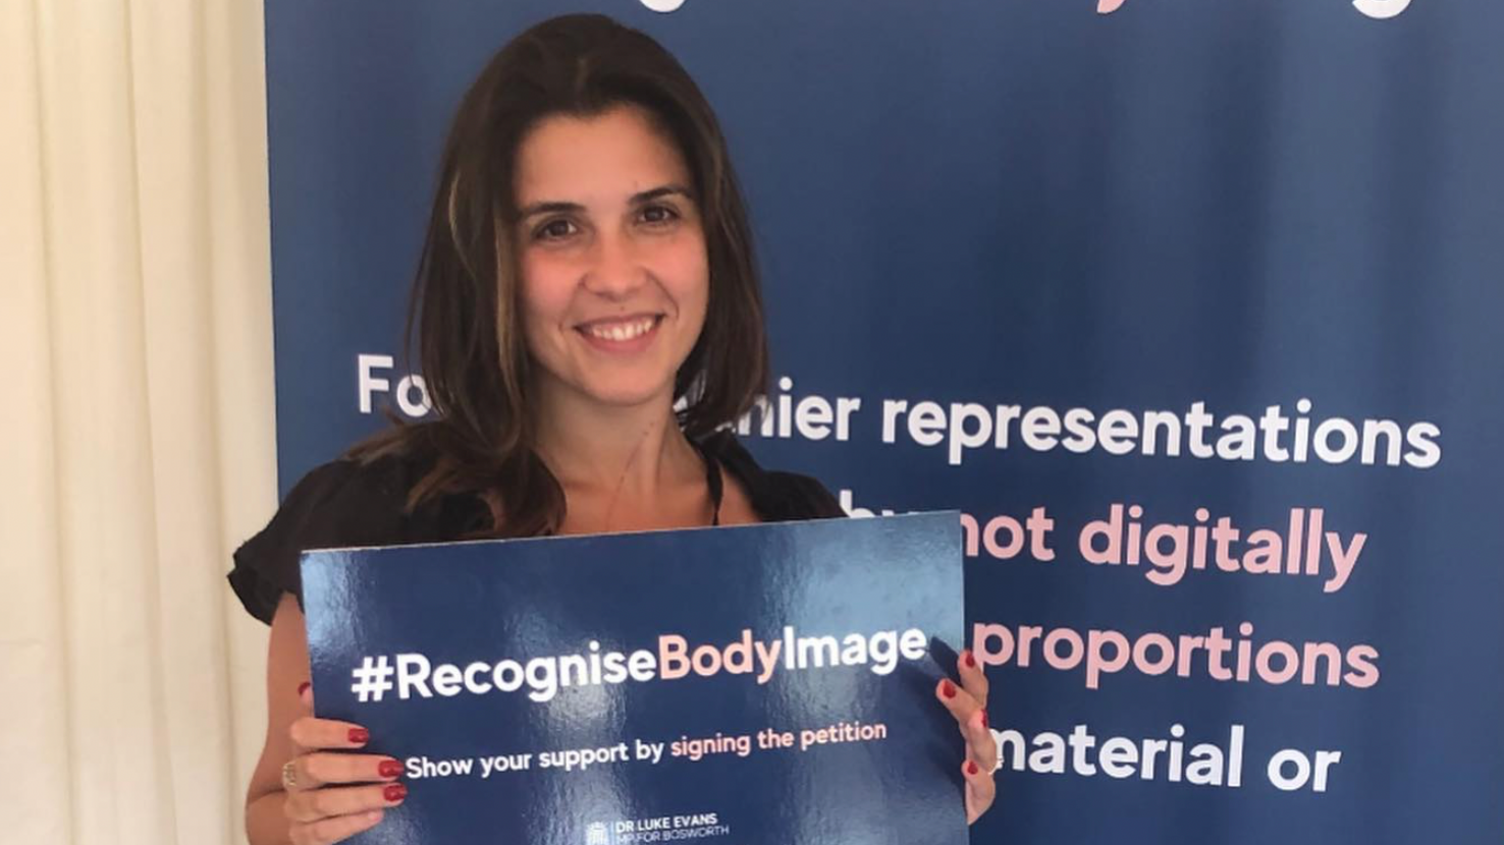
[352,13,768,536]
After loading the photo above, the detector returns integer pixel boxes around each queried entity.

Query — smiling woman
[333,13,774,540]
[227,13,995,845]
[514,107,711,426]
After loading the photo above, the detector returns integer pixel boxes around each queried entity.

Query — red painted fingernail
[941,679,956,699]
[383,783,407,802]
[297,681,311,696]
[378,759,403,778]
[349,727,370,745]
[967,760,979,776]
[981,710,989,729]
[964,650,976,669]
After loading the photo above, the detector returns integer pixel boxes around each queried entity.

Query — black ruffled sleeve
[228,457,413,624]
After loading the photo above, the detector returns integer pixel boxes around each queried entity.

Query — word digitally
[349,626,929,704]
[962,505,1366,593]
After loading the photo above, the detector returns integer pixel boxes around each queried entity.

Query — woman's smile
[575,313,666,352]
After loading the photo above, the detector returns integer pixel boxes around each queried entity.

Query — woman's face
[513,104,709,414]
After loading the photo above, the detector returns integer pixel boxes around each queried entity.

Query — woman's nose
[581,231,648,298]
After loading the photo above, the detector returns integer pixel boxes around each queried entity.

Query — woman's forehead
[514,105,690,207]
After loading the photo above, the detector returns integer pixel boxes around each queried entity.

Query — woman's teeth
[585,317,657,341]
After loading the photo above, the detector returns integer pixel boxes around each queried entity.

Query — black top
[227,430,844,624]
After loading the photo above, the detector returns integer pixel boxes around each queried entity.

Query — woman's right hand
[280,683,407,844]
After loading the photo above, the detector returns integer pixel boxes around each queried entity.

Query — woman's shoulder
[696,430,846,522]
[227,436,483,624]
[264,447,434,541]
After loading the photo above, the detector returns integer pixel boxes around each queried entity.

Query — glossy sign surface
[302,513,966,845]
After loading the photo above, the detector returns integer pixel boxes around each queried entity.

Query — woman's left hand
[936,649,997,824]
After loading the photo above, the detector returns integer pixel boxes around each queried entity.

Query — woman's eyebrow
[517,200,583,220]
[630,184,694,204]
[517,185,695,220]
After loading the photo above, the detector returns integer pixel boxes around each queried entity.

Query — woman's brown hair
[351,13,768,537]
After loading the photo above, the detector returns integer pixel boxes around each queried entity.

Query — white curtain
[1,0,277,843]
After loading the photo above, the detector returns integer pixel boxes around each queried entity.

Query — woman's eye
[535,218,578,241]
[638,204,680,226]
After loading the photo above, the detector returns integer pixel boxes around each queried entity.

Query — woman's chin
[571,377,678,411]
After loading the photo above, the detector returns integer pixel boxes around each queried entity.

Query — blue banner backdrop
[263,1,1504,843]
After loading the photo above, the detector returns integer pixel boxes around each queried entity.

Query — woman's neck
[530,380,703,507]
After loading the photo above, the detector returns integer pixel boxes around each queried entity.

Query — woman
[230,14,996,845]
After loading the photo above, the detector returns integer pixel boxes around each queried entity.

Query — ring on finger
[281,760,299,791]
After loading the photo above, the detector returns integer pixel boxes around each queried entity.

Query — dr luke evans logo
[587,813,729,845]
[640,0,1415,20]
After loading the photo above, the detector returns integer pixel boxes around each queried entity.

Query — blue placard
[301,512,967,845]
